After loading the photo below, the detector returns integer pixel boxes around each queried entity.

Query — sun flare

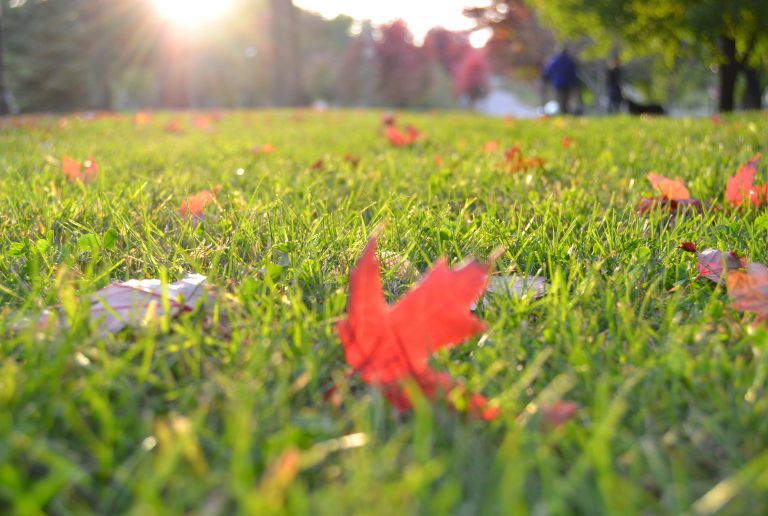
[153,0,234,28]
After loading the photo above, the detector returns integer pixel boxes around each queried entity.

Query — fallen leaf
[381,113,397,127]
[696,248,747,283]
[165,119,185,134]
[639,175,703,217]
[251,143,276,155]
[647,173,691,201]
[727,263,768,324]
[180,186,222,221]
[39,274,210,336]
[503,144,544,173]
[540,400,579,428]
[62,156,99,183]
[725,154,763,208]
[337,236,498,420]
[133,112,152,125]
[311,159,324,171]
[385,125,420,147]
[678,242,698,253]
[484,140,500,153]
[679,243,746,283]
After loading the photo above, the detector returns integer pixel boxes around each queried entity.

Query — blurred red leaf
[503,144,544,173]
[311,159,324,171]
[727,263,768,324]
[62,156,99,183]
[251,143,277,155]
[180,186,222,220]
[337,236,498,420]
[562,136,573,149]
[484,140,500,153]
[381,113,397,127]
[540,400,579,428]
[434,154,444,167]
[165,119,185,134]
[678,242,698,253]
[696,248,746,283]
[385,125,420,147]
[725,154,763,208]
[133,112,152,126]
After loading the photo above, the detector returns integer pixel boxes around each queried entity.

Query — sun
[153,0,234,28]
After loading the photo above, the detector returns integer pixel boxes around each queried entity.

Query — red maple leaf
[337,237,499,420]
[725,154,763,208]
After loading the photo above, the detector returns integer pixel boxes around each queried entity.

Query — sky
[293,0,492,47]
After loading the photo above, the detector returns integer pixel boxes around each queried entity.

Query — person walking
[542,46,578,115]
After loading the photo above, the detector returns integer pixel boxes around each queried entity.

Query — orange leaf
[251,143,276,155]
[646,173,691,201]
[727,263,768,324]
[180,186,222,220]
[725,154,763,208]
[133,112,152,126]
[62,156,82,182]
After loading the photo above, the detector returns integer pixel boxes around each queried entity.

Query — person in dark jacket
[606,53,623,113]
[542,46,578,114]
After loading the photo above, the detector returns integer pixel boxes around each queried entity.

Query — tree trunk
[270,0,303,106]
[741,66,763,110]
[718,35,738,113]
[0,4,12,115]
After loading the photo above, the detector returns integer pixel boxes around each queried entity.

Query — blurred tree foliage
[528,0,768,111]
[0,0,480,112]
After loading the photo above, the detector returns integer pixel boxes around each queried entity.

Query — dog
[625,97,665,115]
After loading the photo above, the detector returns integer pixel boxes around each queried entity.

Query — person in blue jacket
[542,46,579,115]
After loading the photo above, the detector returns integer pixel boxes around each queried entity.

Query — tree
[5,0,91,112]
[464,0,555,79]
[525,0,768,112]
[0,2,12,114]
[269,0,303,106]
[453,49,490,104]
[375,20,432,107]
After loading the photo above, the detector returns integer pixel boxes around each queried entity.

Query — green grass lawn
[1,110,767,514]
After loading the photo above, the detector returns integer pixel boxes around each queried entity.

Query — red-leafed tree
[375,20,432,107]
[464,0,556,79]
[423,27,472,76]
[453,48,491,102]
